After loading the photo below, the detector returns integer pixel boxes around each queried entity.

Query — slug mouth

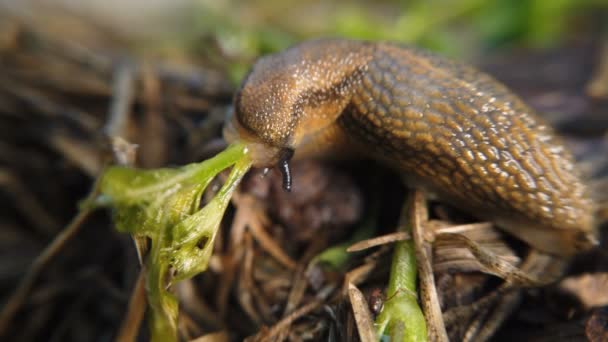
[223,112,295,192]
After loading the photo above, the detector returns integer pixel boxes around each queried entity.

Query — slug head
[225,52,300,167]
[224,39,372,189]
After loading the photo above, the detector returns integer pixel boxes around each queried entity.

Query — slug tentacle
[278,148,294,192]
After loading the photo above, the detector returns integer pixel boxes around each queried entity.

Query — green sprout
[97,142,252,342]
[375,219,427,341]
[311,212,376,270]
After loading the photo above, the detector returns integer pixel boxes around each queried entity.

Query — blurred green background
[4,0,607,81]
[176,0,608,81]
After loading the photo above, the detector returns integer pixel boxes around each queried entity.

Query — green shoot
[375,206,427,341]
[311,215,376,270]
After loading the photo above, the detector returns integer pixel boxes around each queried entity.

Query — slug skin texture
[226,38,597,256]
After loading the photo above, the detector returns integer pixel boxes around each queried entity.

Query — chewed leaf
[98,143,247,206]
[163,184,207,226]
[110,184,203,236]
[169,158,251,281]
[113,205,159,235]
[98,142,252,342]
[100,167,184,205]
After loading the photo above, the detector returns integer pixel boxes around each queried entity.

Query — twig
[283,237,326,317]
[0,169,61,236]
[0,172,104,337]
[348,283,378,342]
[140,64,167,167]
[0,77,99,132]
[237,232,264,325]
[410,190,449,341]
[466,290,521,342]
[115,269,147,342]
[104,62,136,140]
[231,194,296,270]
[49,133,102,176]
[342,262,378,297]
[254,299,323,341]
[189,331,229,342]
[248,217,297,270]
[347,231,410,252]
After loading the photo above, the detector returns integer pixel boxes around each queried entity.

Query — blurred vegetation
[151,0,608,82]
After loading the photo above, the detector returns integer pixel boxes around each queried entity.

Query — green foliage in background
[177,0,607,82]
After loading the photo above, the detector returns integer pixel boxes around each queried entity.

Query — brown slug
[223,38,597,256]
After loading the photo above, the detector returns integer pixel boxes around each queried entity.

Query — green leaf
[98,142,252,342]
[169,158,251,281]
[99,143,246,206]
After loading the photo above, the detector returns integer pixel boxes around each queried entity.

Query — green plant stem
[375,202,427,341]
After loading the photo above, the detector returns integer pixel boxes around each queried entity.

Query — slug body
[224,38,597,256]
